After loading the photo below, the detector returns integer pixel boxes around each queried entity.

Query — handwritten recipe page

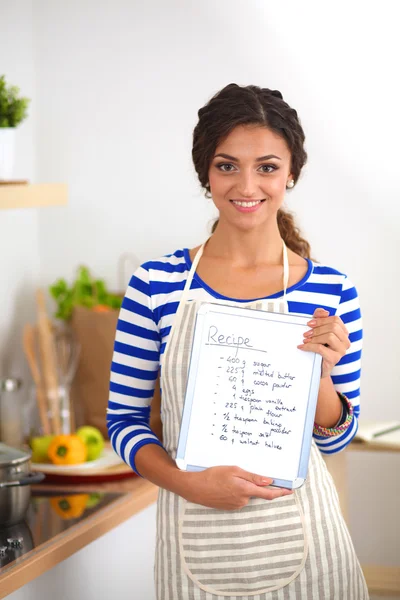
[177,303,321,485]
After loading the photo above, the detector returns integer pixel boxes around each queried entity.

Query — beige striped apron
[155,241,369,599]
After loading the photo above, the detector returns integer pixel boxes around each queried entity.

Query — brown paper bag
[68,253,141,438]
[70,306,119,437]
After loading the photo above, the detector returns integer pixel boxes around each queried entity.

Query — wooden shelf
[0,183,67,209]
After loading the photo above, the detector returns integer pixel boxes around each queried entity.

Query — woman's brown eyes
[216,163,277,173]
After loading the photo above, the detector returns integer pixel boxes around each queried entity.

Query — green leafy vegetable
[49,266,122,320]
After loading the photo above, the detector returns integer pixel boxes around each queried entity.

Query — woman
[107,84,368,599]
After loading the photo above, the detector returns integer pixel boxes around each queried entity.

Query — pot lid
[0,443,31,467]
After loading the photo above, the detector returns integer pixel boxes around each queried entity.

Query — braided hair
[192,83,311,259]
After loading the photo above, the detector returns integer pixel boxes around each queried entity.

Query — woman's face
[208,125,293,231]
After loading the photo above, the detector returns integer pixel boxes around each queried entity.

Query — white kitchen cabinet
[5,502,157,600]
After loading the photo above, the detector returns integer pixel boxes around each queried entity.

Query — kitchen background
[1,0,399,598]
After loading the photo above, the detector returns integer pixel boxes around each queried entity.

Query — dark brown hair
[192,83,311,259]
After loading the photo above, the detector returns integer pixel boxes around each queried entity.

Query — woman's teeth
[231,200,262,207]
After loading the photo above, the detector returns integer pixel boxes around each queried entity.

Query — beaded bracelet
[313,393,354,438]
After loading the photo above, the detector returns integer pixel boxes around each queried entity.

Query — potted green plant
[0,75,30,180]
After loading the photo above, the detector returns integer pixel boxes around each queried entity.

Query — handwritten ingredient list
[180,306,319,482]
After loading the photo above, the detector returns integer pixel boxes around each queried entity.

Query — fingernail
[303,330,313,337]
[261,478,272,485]
[297,344,305,349]
[307,319,317,326]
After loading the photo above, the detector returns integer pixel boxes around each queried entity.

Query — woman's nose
[237,171,259,197]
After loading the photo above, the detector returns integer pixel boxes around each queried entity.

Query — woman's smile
[230,199,266,212]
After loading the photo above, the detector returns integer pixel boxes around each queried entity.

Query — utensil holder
[23,384,74,439]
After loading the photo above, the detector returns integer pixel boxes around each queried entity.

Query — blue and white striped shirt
[107,248,362,474]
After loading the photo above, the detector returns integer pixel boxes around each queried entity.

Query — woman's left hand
[298,307,351,379]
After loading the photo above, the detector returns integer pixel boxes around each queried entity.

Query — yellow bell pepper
[50,494,90,519]
[47,434,88,465]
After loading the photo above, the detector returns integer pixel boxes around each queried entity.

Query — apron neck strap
[282,240,289,298]
[180,241,207,305]
[182,238,289,303]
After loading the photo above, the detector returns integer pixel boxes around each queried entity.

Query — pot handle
[0,471,45,489]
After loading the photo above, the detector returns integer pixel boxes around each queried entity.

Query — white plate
[32,447,124,473]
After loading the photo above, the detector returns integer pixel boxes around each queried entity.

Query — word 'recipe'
[207,325,253,355]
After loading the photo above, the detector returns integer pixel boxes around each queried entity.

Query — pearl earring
[286,180,295,189]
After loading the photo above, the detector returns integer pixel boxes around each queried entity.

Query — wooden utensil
[36,289,61,435]
[23,323,51,435]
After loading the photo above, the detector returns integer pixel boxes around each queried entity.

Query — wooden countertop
[349,438,400,453]
[0,478,158,599]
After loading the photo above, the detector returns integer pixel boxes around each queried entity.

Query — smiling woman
[107,83,367,599]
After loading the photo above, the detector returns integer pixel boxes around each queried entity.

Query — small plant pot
[0,128,16,180]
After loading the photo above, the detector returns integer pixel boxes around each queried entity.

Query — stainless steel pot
[0,443,44,528]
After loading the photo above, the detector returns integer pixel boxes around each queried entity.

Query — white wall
[0,0,40,390]
[1,0,399,588]
[33,0,399,420]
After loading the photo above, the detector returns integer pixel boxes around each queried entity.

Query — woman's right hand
[181,465,293,510]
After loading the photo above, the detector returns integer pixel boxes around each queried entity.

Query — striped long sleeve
[107,265,164,475]
[313,275,363,454]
